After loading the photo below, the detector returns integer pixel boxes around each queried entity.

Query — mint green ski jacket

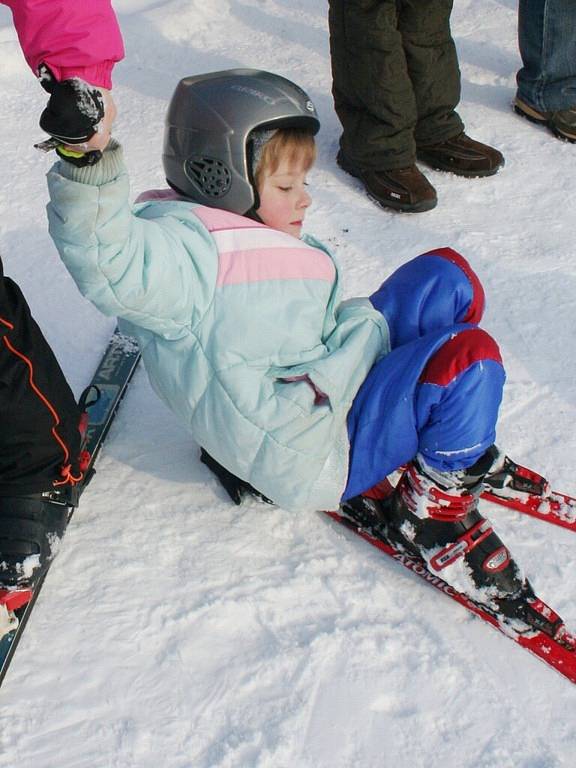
[47,144,389,511]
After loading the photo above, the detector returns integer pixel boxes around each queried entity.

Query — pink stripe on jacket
[134,195,337,287]
[2,0,124,88]
[192,205,336,286]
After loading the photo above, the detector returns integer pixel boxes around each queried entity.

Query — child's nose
[299,189,312,208]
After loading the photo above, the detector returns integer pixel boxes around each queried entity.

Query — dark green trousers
[328,0,465,169]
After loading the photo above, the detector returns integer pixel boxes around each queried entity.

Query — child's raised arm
[47,141,217,335]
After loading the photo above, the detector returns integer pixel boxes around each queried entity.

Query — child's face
[256,159,312,237]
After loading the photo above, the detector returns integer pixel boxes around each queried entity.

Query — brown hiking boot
[514,96,576,143]
[417,133,505,177]
[337,150,437,213]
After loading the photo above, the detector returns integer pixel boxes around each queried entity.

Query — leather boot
[417,132,505,177]
[337,150,437,213]
[514,96,576,143]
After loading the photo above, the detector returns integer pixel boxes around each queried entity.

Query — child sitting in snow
[44,69,565,637]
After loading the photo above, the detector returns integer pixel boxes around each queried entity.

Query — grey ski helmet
[162,69,320,214]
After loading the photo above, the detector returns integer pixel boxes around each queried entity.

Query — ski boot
[0,491,73,636]
[344,455,569,642]
[0,394,94,637]
[0,492,73,589]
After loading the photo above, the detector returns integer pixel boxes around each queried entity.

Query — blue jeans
[517,0,576,111]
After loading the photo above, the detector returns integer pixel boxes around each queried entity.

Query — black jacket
[0,256,82,496]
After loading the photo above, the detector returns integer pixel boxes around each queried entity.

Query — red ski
[481,457,576,533]
[324,509,576,685]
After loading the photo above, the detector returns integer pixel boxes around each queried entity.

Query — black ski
[0,327,141,688]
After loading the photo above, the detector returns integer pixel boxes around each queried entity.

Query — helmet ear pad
[245,139,261,211]
[184,156,232,199]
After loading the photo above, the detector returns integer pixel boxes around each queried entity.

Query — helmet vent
[185,156,232,198]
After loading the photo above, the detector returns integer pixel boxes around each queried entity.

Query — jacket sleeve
[288,298,390,411]
[46,143,216,336]
[2,0,124,88]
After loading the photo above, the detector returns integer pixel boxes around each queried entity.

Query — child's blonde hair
[253,128,316,190]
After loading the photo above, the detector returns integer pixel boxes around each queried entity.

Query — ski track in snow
[1,1,576,766]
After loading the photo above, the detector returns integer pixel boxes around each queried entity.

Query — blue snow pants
[343,248,505,500]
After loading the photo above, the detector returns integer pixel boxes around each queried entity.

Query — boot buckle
[430,519,494,571]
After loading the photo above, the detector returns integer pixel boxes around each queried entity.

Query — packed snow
[1,1,575,766]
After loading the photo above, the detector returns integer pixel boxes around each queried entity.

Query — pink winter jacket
[2,0,124,88]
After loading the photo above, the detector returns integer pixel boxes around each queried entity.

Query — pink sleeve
[2,0,125,89]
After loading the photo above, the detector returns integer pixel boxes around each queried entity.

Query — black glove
[200,448,273,506]
[38,63,105,145]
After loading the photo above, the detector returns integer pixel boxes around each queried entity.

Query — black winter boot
[0,493,71,589]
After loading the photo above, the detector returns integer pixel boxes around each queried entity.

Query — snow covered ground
[1,1,576,766]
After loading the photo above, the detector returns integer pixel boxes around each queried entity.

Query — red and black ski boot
[379,459,572,640]
[341,452,573,645]
[343,457,568,636]
[375,459,525,599]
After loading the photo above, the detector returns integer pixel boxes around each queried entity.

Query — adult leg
[329,0,417,169]
[399,0,463,146]
[328,0,437,212]
[515,0,576,141]
[398,0,504,175]
[1,265,83,591]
